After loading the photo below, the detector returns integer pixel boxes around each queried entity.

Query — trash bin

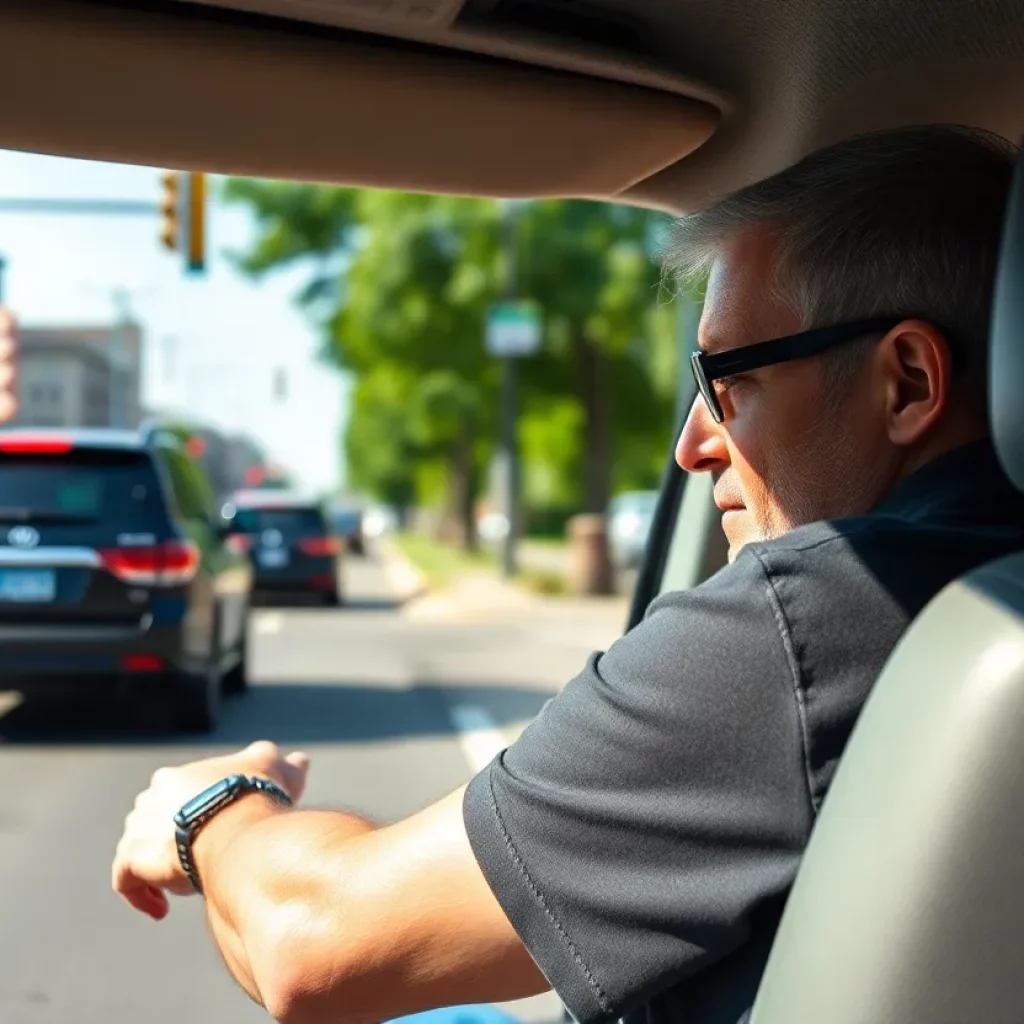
[567,513,615,596]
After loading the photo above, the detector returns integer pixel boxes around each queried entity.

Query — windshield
[233,506,326,537]
[0,143,679,1024]
[331,508,361,530]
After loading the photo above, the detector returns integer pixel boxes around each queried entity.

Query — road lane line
[449,704,509,773]
[254,612,283,635]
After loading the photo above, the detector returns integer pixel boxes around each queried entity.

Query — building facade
[13,321,143,429]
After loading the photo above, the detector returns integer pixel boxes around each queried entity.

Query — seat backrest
[750,141,1024,1024]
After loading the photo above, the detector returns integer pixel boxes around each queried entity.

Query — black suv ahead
[0,427,253,732]
[224,490,344,606]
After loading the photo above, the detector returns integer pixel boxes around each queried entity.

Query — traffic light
[157,170,207,275]
[0,306,18,424]
[159,171,180,252]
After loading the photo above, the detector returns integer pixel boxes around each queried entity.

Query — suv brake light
[0,436,74,454]
[100,540,201,587]
[225,533,253,555]
[298,536,341,556]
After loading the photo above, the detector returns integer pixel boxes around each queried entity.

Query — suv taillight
[225,533,253,556]
[298,536,341,556]
[99,540,201,587]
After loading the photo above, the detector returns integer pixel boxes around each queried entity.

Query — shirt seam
[749,548,817,818]
[484,766,616,1018]
[747,516,908,558]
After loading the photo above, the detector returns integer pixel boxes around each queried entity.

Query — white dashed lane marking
[448,704,509,773]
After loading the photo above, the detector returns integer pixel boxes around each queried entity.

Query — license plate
[257,549,289,569]
[0,569,56,602]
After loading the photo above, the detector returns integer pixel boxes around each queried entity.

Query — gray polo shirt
[464,440,1024,1024]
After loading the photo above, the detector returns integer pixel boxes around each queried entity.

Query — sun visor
[0,0,718,200]
[991,139,1024,491]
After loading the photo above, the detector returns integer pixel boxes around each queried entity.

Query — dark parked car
[0,426,253,732]
[225,490,344,606]
[608,490,659,569]
[329,503,365,556]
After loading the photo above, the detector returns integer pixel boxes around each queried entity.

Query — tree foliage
[223,179,688,543]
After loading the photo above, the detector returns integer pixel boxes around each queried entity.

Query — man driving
[112,124,1024,1024]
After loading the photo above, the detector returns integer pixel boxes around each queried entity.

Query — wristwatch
[174,773,293,894]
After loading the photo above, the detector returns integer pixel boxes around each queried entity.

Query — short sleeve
[463,551,814,1024]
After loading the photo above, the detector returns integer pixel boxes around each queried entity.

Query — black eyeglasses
[690,317,905,423]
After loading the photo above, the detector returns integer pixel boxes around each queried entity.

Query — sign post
[487,284,540,577]
[486,302,542,360]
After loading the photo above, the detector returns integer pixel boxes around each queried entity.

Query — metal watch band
[174,775,293,894]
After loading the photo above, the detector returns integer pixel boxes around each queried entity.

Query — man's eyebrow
[697,335,727,356]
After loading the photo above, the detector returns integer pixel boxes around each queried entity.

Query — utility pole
[162,336,178,383]
[273,366,288,403]
[486,202,538,578]
[500,203,520,579]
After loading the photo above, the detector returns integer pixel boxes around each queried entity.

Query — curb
[378,538,429,605]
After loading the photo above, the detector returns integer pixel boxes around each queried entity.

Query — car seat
[749,142,1024,1023]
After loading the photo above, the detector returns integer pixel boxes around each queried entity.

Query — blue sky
[0,149,350,494]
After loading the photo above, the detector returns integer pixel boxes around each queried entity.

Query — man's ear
[878,319,952,446]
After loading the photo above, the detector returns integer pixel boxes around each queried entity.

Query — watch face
[177,774,245,824]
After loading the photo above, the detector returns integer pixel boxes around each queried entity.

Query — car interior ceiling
[0,0,1022,213]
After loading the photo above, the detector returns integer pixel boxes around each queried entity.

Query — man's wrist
[189,789,290,894]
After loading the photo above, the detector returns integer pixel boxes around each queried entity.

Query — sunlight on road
[253,611,284,635]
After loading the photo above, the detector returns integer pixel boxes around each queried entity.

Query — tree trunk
[448,426,479,552]
[573,331,613,514]
[568,331,615,596]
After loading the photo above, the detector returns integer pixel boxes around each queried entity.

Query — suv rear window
[0,449,168,529]
[233,506,326,537]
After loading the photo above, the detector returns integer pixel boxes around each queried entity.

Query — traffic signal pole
[0,199,159,215]
[0,170,207,276]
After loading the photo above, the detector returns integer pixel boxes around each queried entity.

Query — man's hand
[112,740,310,921]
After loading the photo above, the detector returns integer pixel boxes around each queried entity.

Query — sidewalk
[379,536,630,641]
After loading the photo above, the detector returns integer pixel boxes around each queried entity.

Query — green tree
[513,200,675,512]
[329,191,505,548]
[224,181,682,543]
[344,366,419,513]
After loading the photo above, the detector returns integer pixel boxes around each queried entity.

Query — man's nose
[675,397,729,473]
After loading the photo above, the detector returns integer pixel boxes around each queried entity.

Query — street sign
[486,302,541,358]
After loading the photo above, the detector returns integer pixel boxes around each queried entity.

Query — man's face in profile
[674,231,890,560]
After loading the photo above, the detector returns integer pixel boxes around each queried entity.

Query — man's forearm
[192,798,377,1020]
[178,784,544,1024]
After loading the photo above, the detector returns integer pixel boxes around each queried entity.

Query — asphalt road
[0,555,623,1024]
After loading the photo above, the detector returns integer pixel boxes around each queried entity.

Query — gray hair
[663,124,1019,402]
